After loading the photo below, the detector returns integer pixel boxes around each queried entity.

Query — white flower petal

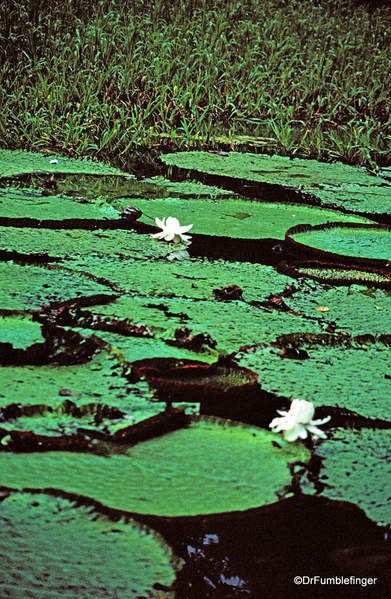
[283,424,308,442]
[305,423,328,439]
[151,231,166,239]
[270,399,329,442]
[269,415,290,430]
[290,399,315,424]
[151,216,193,244]
[178,223,193,233]
[155,217,165,228]
[166,216,179,228]
[311,415,331,426]
[180,233,192,242]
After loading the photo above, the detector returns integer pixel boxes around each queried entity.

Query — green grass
[1,0,390,171]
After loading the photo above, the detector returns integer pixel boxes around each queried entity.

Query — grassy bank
[1,0,390,172]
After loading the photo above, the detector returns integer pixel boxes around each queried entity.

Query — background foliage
[1,0,390,171]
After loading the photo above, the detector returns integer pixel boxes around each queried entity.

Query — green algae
[162,151,391,216]
[316,429,391,527]
[0,417,310,517]
[0,492,177,599]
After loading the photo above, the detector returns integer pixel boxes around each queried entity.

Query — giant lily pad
[316,429,391,527]
[0,149,127,177]
[0,491,178,598]
[237,339,391,421]
[0,313,99,365]
[162,151,391,217]
[278,260,391,289]
[121,196,370,240]
[0,416,310,517]
[129,356,259,405]
[0,262,115,310]
[0,186,120,220]
[274,281,391,337]
[285,222,391,267]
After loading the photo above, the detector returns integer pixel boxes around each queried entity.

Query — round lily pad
[0,416,310,517]
[0,313,43,350]
[285,222,391,268]
[161,151,391,217]
[130,357,259,403]
[0,491,178,598]
[0,399,126,437]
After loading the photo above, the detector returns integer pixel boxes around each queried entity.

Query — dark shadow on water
[189,234,285,267]
[149,496,391,599]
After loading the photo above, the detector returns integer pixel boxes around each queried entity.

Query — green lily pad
[0,492,178,598]
[0,186,119,220]
[0,262,115,310]
[0,350,120,404]
[162,151,391,217]
[237,340,391,421]
[0,398,127,437]
[0,416,310,517]
[278,261,391,289]
[286,222,391,266]
[0,314,99,366]
[316,429,391,526]
[123,196,370,240]
[0,313,43,349]
[0,149,126,178]
[280,281,391,337]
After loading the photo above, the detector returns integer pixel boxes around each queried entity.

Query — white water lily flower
[151,216,193,244]
[269,399,330,442]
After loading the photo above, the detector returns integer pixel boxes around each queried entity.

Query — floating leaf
[278,260,391,289]
[0,492,178,598]
[0,149,126,178]
[162,151,391,217]
[0,262,114,311]
[0,416,310,517]
[126,195,370,240]
[285,222,391,267]
[0,314,99,365]
[129,356,259,404]
[316,429,391,526]
[237,339,391,421]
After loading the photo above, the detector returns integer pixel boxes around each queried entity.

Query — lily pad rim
[285,221,391,269]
